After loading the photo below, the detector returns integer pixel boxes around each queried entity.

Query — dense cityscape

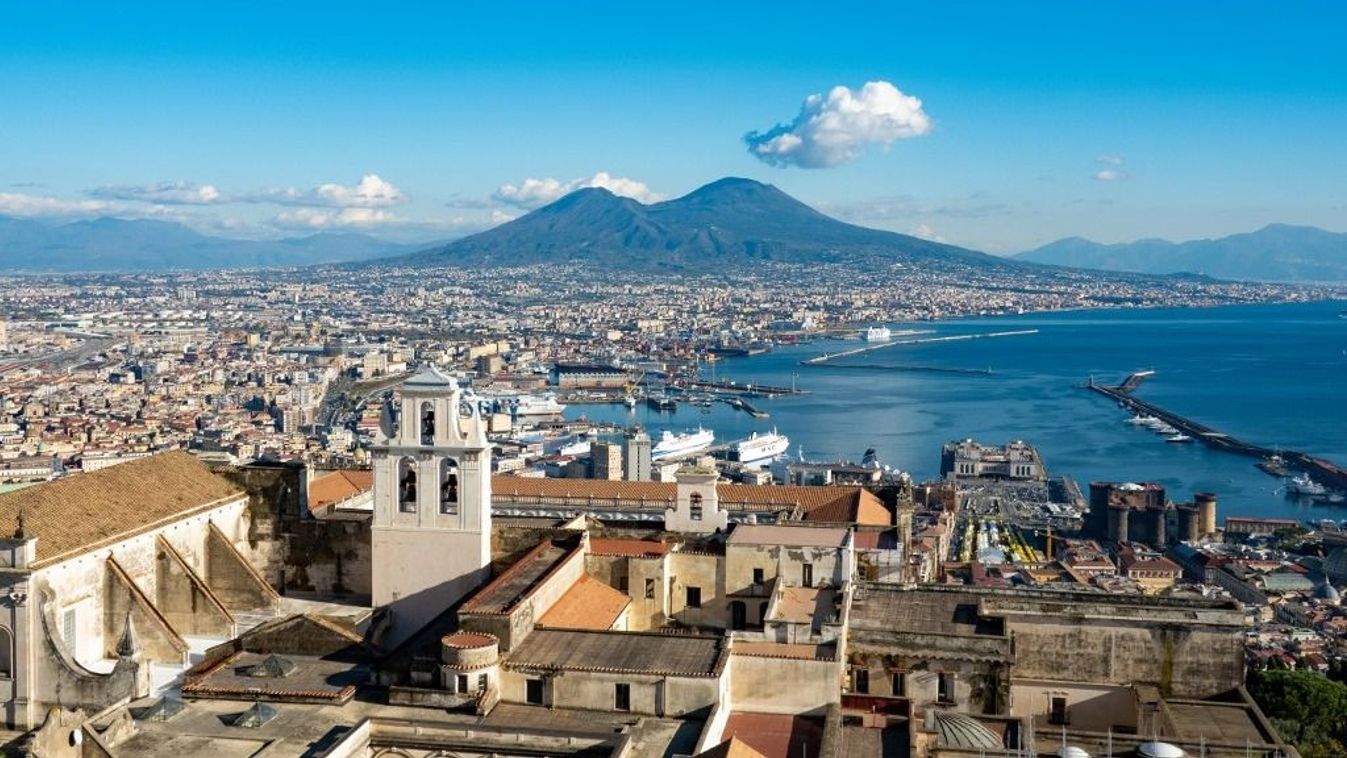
[5,3,1347,757]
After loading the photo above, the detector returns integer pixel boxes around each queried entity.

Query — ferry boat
[726,430,790,465]
[863,326,892,342]
[1285,473,1329,498]
[652,427,715,460]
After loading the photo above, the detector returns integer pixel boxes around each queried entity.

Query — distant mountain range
[385,177,1022,272]
[1017,224,1347,283]
[0,215,415,272]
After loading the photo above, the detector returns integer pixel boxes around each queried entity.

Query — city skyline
[2,1,1346,252]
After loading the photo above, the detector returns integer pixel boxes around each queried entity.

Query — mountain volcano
[389,177,1019,271]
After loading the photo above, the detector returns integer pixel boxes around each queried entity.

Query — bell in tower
[370,364,493,646]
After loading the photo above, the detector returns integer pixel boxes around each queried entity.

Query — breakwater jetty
[1088,371,1347,494]
[801,329,1039,366]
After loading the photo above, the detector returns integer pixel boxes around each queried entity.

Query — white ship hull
[730,431,790,465]
[512,395,566,416]
[652,428,715,460]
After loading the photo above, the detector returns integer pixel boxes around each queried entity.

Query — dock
[801,329,1039,366]
[1088,372,1347,493]
[724,396,770,418]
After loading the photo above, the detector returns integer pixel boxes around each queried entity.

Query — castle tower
[372,366,492,644]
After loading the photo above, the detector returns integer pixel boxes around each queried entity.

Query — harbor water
[569,299,1347,523]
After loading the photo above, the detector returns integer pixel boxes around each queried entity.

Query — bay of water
[570,299,1347,523]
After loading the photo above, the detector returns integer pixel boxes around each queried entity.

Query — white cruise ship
[652,427,715,460]
[511,394,566,417]
[863,326,892,342]
[728,430,790,465]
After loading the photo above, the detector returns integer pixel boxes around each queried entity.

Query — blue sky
[2,1,1345,251]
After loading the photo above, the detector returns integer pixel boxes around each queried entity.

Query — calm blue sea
[571,300,1347,523]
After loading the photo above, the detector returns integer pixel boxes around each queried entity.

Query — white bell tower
[371,365,492,644]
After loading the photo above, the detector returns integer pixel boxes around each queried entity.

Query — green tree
[1249,669,1347,746]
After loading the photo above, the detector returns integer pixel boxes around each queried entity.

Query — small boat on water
[1285,473,1329,498]
[1126,415,1157,426]
[1165,434,1193,443]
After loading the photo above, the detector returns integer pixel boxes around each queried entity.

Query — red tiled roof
[588,538,672,558]
[537,575,630,630]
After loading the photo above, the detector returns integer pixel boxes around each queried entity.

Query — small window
[802,563,814,588]
[645,578,656,600]
[852,668,869,694]
[614,683,631,711]
[456,674,468,693]
[526,678,544,705]
[1050,696,1069,725]
[478,673,488,692]
[62,608,76,651]
[686,586,702,608]
[0,626,12,677]
[938,673,955,704]
[891,672,906,696]
[752,568,764,586]
[690,504,703,521]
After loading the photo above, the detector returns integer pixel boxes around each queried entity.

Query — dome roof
[1314,582,1341,603]
[1057,748,1091,758]
[1137,741,1186,758]
[932,710,1001,750]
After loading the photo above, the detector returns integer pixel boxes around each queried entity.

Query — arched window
[689,492,704,522]
[398,457,418,512]
[440,458,460,515]
[0,625,12,678]
[420,401,436,446]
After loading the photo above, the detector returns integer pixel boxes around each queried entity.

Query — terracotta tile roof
[0,450,244,567]
[460,539,576,615]
[491,476,882,519]
[733,641,836,661]
[308,469,373,511]
[538,575,631,630]
[722,712,824,758]
[504,629,727,677]
[800,490,890,526]
[588,538,672,558]
[695,737,769,758]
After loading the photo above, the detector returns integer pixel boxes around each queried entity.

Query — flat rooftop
[104,697,688,758]
[181,651,363,704]
[850,585,1004,637]
[505,629,728,677]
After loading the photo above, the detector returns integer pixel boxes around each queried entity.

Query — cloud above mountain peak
[745,81,932,169]
[493,172,663,209]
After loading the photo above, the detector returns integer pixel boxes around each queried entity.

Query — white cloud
[908,223,946,243]
[0,192,118,218]
[249,174,407,208]
[272,207,402,230]
[1094,170,1122,182]
[88,181,223,205]
[493,172,664,209]
[745,81,933,169]
[1096,155,1124,166]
